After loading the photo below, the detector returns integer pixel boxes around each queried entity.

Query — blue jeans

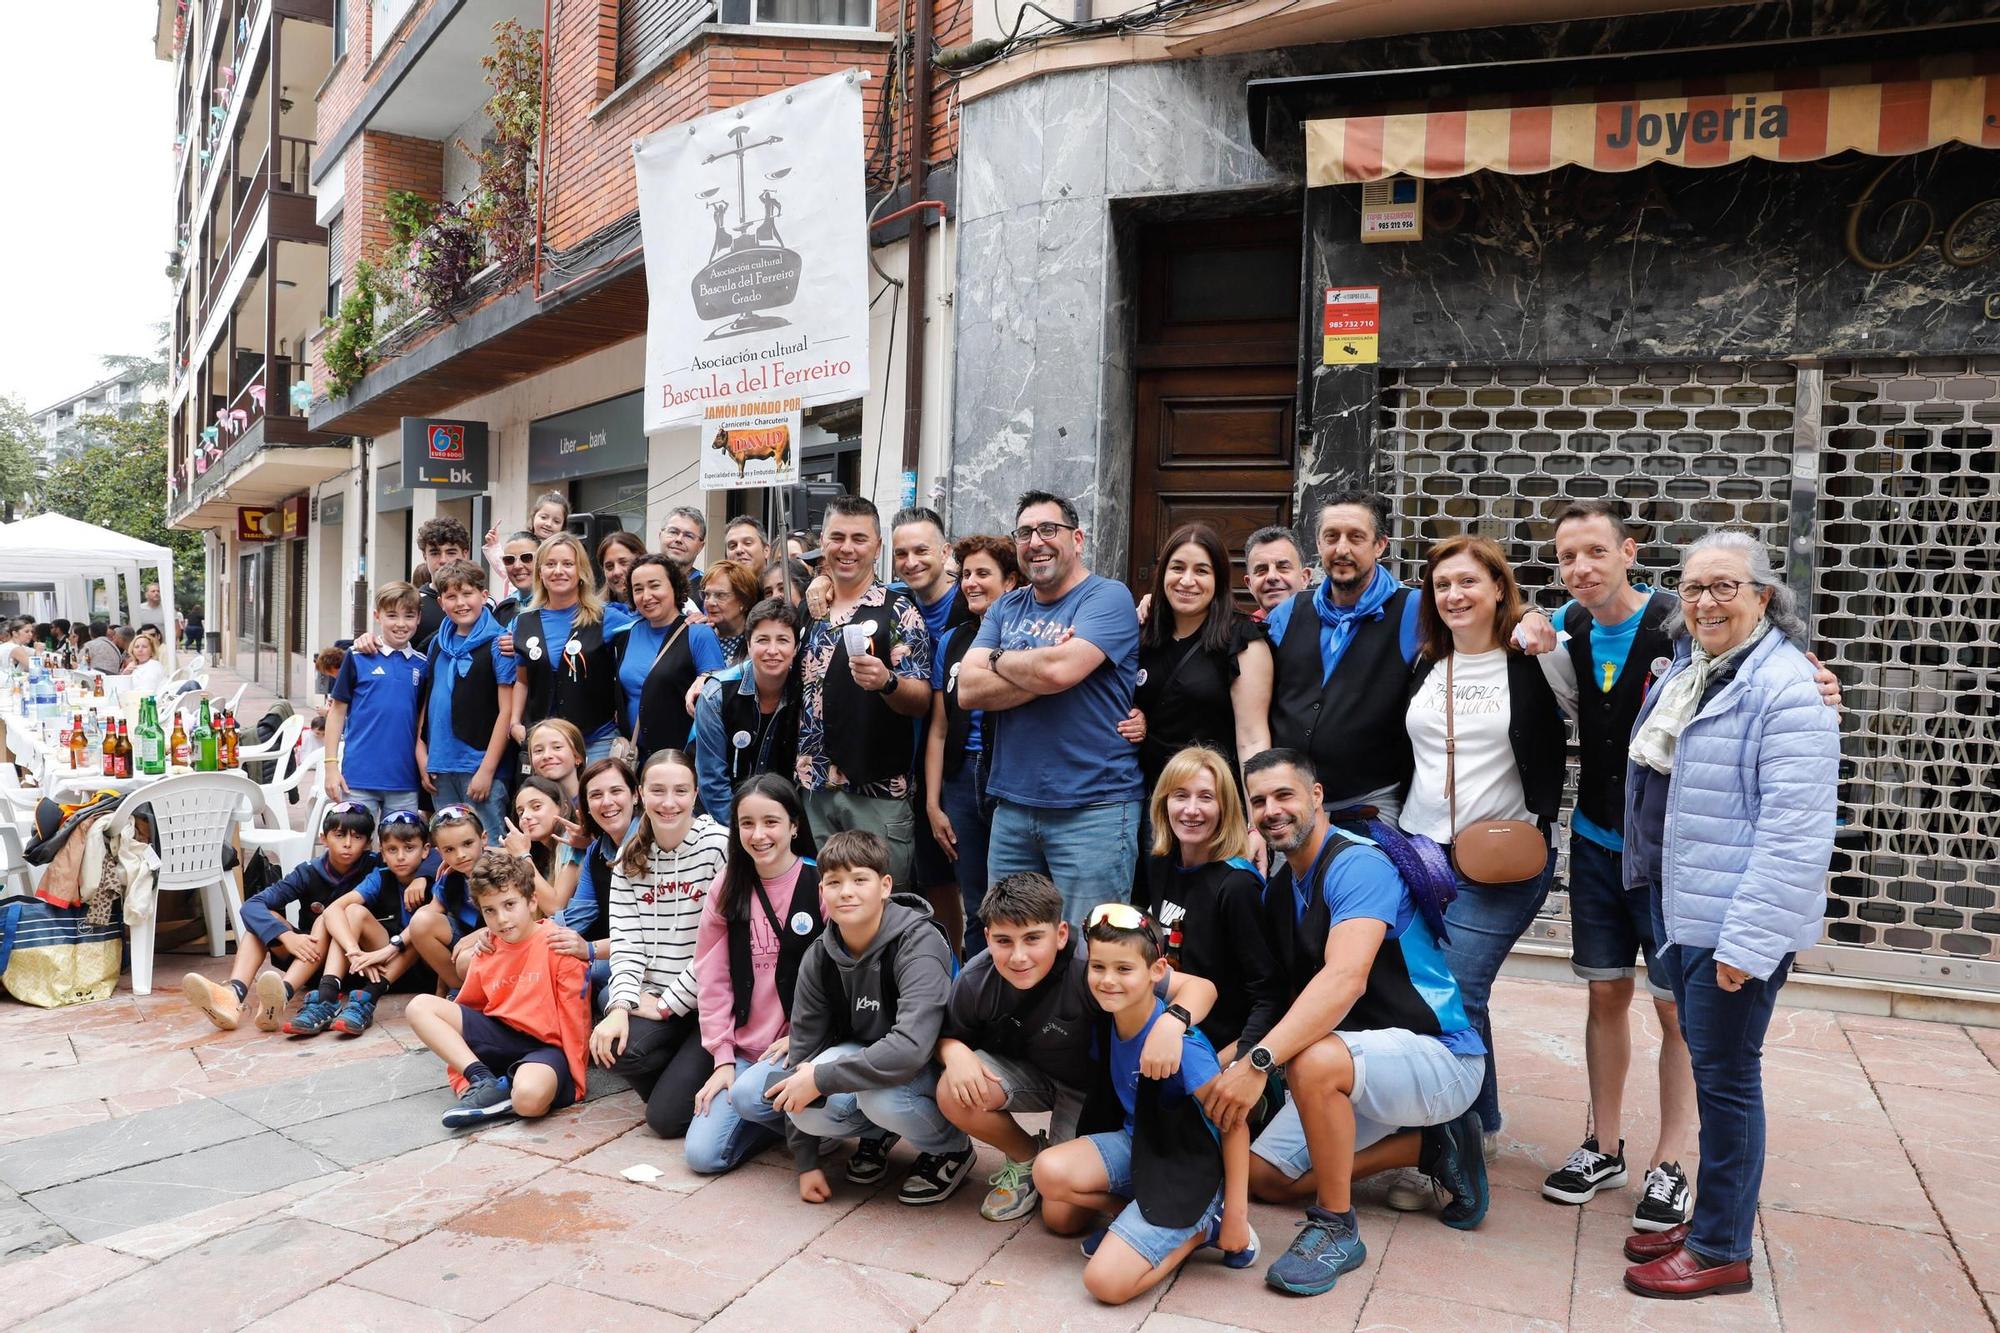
[584,734,619,766]
[784,1044,968,1155]
[940,752,993,957]
[1652,882,1792,1264]
[986,798,1140,930]
[685,1058,790,1174]
[1441,850,1555,1134]
[429,771,508,847]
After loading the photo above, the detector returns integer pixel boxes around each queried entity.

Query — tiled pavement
[2,953,1996,1331]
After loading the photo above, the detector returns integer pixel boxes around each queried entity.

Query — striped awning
[1305,59,2000,186]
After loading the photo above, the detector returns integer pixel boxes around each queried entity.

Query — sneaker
[898,1144,977,1205]
[1632,1161,1694,1233]
[1421,1108,1491,1231]
[1265,1205,1366,1296]
[1542,1137,1629,1205]
[283,990,340,1037]
[1383,1166,1432,1211]
[980,1144,1044,1221]
[1202,1213,1261,1270]
[845,1133,900,1185]
[441,1075,515,1128]
[182,974,241,1031]
[1079,1226,1108,1258]
[251,971,288,1033]
[330,990,378,1037]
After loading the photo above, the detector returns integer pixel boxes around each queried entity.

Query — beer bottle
[93,674,105,699]
[68,712,87,771]
[118,719,134,778]
[219,710,240,768]
[170,711,192,768]
[194,700,217,773]
[102,715,118,774]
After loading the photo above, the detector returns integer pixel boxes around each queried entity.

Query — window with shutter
[617,0,716,83]
[325,214,343,319]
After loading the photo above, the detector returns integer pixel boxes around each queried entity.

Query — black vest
[626,619,702,760]
[1264,833,1443,1038]
[414,586,446,655]
[1408,650,1569,827]
[817,597,920,786]
[718,672,801,794]
[937,617,981,779]
[1564,593,1681,836]
[513,609,618,738]
[728,860,821,1029]
[426,638,502,753]
[493,595,522,628]
[1268,587,1417,807]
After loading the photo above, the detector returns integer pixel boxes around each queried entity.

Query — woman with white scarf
[1618,531,1838,1302]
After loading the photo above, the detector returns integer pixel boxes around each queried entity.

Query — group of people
[7,610,174,695]
[176,483,1841,1304]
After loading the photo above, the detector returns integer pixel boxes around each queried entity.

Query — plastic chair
[236,748,321,876]
[0,824,39,897]
[222,680,250,718]
[236,713,303,788]
[101,771,266,997]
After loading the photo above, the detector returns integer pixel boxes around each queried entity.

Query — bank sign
[400,418,490,490]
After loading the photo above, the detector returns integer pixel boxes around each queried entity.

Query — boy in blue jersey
[1202,750,1489,1298]
[404,805,490,991]
[324,583,426,823]
[182,804,382,1035]
[1032,904,1256,1305]
[420,560,518,840]
[296,810,443,1037]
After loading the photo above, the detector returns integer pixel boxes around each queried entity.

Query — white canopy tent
[0,514,179,668]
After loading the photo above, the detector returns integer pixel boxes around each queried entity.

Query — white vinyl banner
[635,71,870,433]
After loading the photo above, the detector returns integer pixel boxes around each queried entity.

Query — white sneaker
[1384,1166,1432,1211]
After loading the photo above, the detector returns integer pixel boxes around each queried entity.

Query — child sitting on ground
[287,809,441,1037]
[406,849,592,1128]
[403,805,489,990]
[1033,904,1258,1305]
[764,829,972,1205]
[932,872,1217,1221]
[182,802,382,1033]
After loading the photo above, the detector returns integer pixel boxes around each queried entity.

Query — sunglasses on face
[501,554,534,566]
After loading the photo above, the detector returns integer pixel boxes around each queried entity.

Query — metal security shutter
[1814,357,2000,989]
[1377,362,1798,949]
[618,0,713,83]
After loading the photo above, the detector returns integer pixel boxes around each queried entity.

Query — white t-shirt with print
[1400,647,1531,844]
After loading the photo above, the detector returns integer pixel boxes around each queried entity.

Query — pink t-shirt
[694,858,806,1066]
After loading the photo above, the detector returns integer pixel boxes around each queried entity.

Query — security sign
[1323,286,1380,365]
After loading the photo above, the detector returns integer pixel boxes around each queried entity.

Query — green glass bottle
[194,699,218,772]
[137,697,167,776]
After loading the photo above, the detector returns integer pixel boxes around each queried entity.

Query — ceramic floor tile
[1849,1027,2000,1100]
[0,1184,74,1260]
[703,1252,956,1331]
[24,1129,340,1243]
[217,1049,443,1128]
[1758,1111,1941,1234]
[924,1214,1168,1332]
[97,1172,356,1261]
[1368,1185,1576,1324]
[1357,1289,1566,1331]
[0,1243,150,1324]
[277,1087,462,1169]
[1565,1209,1780,1332]
[0,1095,265,1193]
[473,1089,646,1161]
[470,1282,698,1333]
[1154,1200,1389,1333]
[0,1048,208,1118]
[241,1281,474,1332]
[286,1138,558,1241]
[1761,1207,1991,1332]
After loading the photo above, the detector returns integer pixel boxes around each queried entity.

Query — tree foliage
[0,394,39,515]
[39,402,204,606]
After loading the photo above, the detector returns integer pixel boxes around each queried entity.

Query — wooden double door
[1129,214,1303,601]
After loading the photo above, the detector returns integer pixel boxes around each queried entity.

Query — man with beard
[1200,749,1487,1298]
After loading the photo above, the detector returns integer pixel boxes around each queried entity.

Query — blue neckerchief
[1313,563,1400,685]
[434,607,502,682]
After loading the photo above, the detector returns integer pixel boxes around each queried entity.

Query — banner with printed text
[635,71,870,433]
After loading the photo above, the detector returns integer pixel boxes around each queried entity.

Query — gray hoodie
[785,892,953,1167]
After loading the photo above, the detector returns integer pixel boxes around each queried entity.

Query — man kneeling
[1200,750,1489,1297]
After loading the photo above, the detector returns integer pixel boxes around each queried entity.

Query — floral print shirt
[796,580,932,797]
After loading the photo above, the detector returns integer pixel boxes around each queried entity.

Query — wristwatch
[875,674,899,696]
[1162,1003,1193,1030]
[1248,1045,1278,1073]
[389,932,407,953]
[989,648,1007,676]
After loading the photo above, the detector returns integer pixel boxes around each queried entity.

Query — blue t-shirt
[933,622,982,753]
[1557,588,1653,852]
[355,850,442,927]
[425,635,518,775]
[617,618,728,732]
[330,644,425,792]
[1109,997,1223,1135]
[916,585,961,643]
[972,575,1143,808]
[530,603,637,742]
[1301,830,1485,1057]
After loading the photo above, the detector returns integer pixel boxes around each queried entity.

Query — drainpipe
[898,0,933,506]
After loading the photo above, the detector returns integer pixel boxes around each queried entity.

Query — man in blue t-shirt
[1202,750,1490,1299]
[960,490,1143,928]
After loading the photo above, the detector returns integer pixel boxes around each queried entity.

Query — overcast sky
[0,1,175,411]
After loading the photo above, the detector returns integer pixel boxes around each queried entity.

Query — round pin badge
[732,730,753,750]
[790,911,814,935]
[1651,656,1672,677]
[1135,668,1149,687]
[528,643,543,661]
[565,638,584,657]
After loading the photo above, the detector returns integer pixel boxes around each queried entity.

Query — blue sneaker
[282,990,339,1037]
[441,1075,514,1129]
[1202,1213,1261,1270]
[1079,1227,1108,1258]
[1424,1109,1491,1230]
[1265,1205,1365,1296]
[330,990,378,1037]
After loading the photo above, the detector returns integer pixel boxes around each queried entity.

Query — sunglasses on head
[1087,903,1156,934]
[322,801,368,831]
[430,804,477,830]
[379,810,425,832]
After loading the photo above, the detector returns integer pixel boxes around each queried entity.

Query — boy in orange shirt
[406,850,592,1128]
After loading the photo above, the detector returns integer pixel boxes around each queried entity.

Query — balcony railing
[275,135,313,193]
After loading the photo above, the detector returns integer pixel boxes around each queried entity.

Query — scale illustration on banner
[699,398,803,491]
[1323,286,1380,365]
[692,126,801,340]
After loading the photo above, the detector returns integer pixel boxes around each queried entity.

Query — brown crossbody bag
[1444,653,1549,886]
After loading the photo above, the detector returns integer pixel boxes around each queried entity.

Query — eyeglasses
[1678,579,1745,605]
[1087,902,1155,933]
[1010,521,1078,545]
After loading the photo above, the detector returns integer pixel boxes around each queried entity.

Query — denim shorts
[347,790,422,825]
[1250,1028,1484,1179]
[972,1049,1085,1143]
[1567,836,1671,1000]
[1088,1129,1222,1268]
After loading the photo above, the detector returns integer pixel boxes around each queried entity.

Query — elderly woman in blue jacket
[1618,530,1839,1301]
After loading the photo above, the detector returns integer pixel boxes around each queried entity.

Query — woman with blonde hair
[509,531,636,764]
[125,628,168,694]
